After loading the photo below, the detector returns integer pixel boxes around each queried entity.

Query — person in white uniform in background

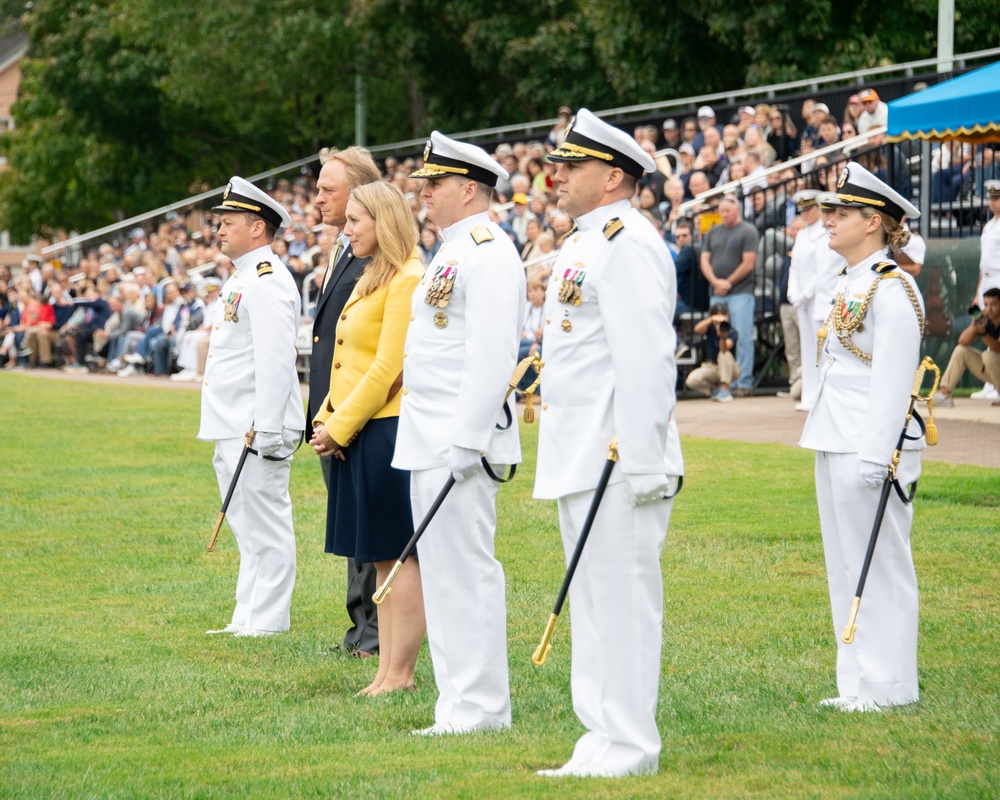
[970,179,1000,400]
[199,177,306,637]
[786,190,826,410]
[800,162,925,713]
[534,108,684,778]
[393,132,525,736]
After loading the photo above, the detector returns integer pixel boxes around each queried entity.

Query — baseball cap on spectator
[512,193,529,205]
[662,119,677,131]
[859,89,879,103]
[130,227,146,239]
[546,107,655,177]
[814,103,829,115]
[213,176,292,229]
[679,142,696,156]
[739,106,755,117]
[697,106,715,120]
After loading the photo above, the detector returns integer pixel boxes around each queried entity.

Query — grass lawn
[0,374,997,799]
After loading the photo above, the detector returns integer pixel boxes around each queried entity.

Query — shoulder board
[256,261,274,277]
[603,218,625,240]
[561,224,578,242]
[871,260,897,274]
[470,226,494,245]
[839,266,848,276]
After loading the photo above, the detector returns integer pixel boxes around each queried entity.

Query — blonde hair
[350,182,419,298]
[858,207,911,253]
[319,146,382,190]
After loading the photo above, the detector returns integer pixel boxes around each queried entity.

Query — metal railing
[40,47,1000,259]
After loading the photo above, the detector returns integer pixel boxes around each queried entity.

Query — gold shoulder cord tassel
[520,353,543,424]
[918,356,942,446]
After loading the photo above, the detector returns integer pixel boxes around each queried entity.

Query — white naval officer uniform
[800,250,925,707]
[534,199,684,776]
[392,211,525,732]
[788,218,844,408]
[977,214,1000,306]
[198,244,306,632]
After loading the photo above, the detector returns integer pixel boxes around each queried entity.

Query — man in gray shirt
[700,194,759,393]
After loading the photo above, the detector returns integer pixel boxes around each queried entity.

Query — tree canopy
[0,0,998,241]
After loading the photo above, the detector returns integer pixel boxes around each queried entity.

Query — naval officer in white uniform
[800,162,925,712]
[787,190,843,411]
[534,108,684,778]
[392,132,525,735]
[971,179,1000,400]
[199,176,306,637]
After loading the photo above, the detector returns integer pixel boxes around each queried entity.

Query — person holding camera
[685,302,740,402]
[932,287,1000,407]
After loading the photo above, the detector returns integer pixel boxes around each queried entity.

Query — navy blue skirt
[325,416,414,564]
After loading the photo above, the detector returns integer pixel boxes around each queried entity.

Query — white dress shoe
[819,696,857,709]
[233,628,279,638]
[794,402,811,412]
[206,623,245,635]
[838,698,882,713]
[410,723,457,737]
[969,386,998,400]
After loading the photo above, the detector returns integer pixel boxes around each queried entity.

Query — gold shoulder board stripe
[872,260,897,274]
[603,218,624,240]
[561,225,578,242]
[256,261,274,277]
[839,266,849,276]
[471,226,494,245]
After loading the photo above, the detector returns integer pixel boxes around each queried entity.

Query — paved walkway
[674,394,1000,469]
[8,369,1000,469]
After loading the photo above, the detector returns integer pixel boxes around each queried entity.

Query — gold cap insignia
[837,167,849,190]
[423,140,432,161]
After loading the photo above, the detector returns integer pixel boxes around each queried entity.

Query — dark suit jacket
[308,244,370,422]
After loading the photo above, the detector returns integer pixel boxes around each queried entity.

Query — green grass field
[1,374,997,799]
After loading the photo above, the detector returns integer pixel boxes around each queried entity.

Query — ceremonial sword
[842,356,940,643]
[372,353,542,604]
[207,426,256,552]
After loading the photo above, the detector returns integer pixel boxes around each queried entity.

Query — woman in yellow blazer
[309,181,425,696]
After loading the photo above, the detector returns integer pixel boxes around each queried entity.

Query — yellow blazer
[313,251,424,445]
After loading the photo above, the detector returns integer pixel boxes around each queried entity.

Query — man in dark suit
[311,146,383,656]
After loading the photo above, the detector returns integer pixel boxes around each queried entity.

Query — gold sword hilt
[842,597,861,644]
[373,560,403,605]
[207,512,225,552]
[532,613,559,666]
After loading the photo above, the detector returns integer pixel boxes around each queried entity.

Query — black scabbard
[207,428,256,552]
[533,444,618,665]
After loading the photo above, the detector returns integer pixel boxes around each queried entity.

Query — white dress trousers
[410,466,510,731]
[212,430,299,632]
[558,482,673,776]
[815,450,920,705]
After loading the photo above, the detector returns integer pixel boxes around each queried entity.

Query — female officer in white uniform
[800,162,925,712]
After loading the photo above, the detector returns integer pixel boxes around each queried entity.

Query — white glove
[255,431,284,459]
[859,459,887,488]
[448,445,482,482]
[625,473,671,507]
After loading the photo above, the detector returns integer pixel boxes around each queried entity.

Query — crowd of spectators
[2,87,996,395]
